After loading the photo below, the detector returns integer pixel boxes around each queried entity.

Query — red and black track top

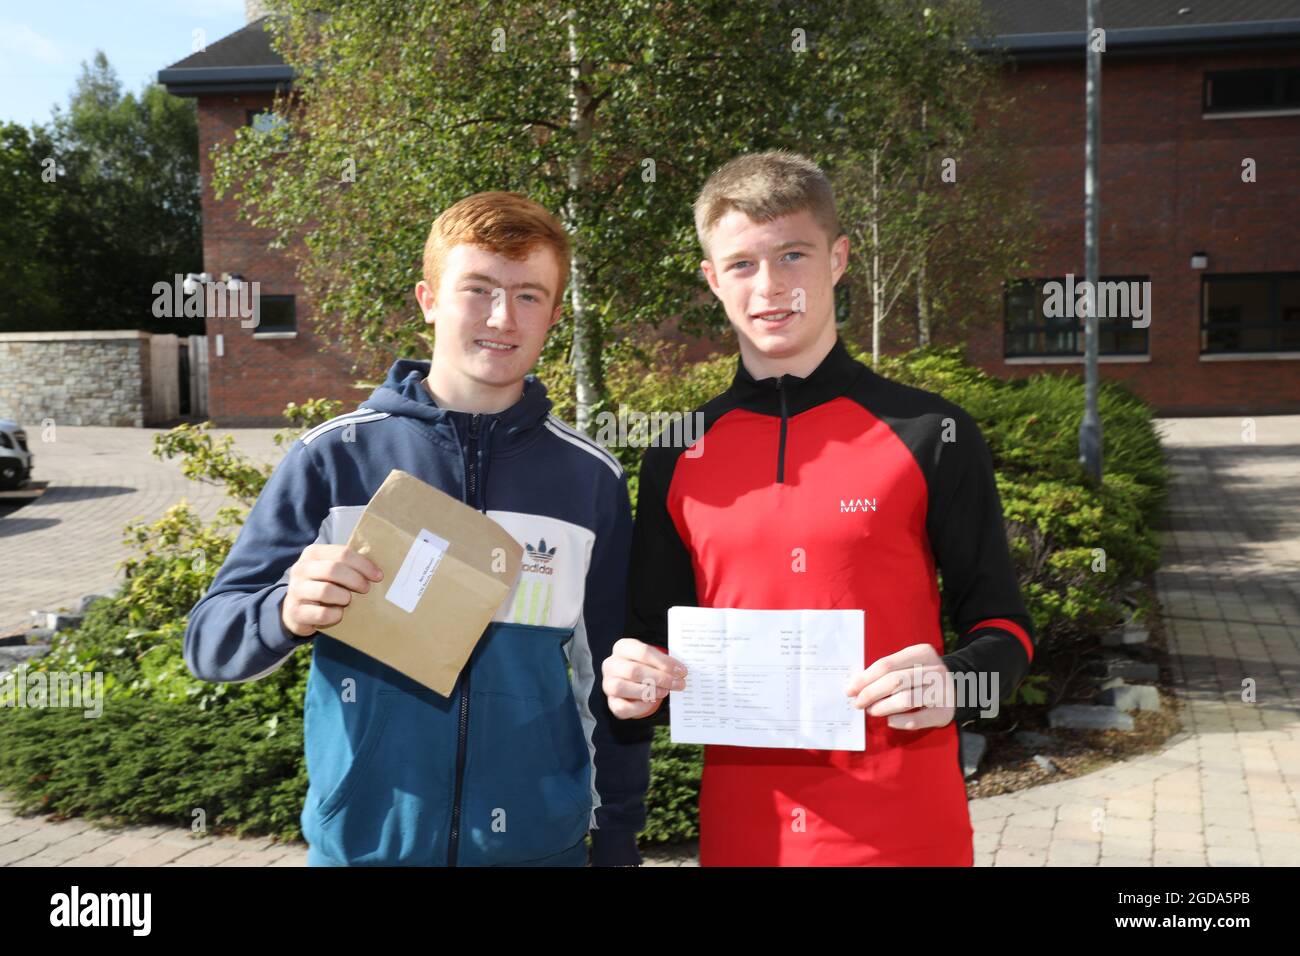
[625,337,1035,866]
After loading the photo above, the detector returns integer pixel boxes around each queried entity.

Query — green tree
[215,0,1033,426]
[0,52,201,334]
[829,0,1035,358]
[0,123,62,324]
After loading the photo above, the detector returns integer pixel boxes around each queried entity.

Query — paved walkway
[2,416,1297,866]
[0,425,281,634]
[970,415,1300,866]
[0,808,305,867]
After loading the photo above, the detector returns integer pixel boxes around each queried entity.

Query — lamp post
[1078,0,1104,485]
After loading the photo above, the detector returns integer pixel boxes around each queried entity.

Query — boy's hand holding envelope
[281,544,385,638]
[309,469,524,697]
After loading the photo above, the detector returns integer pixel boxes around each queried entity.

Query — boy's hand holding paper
[601,638,687,719]
[844,643,957,730]
[316,468,524,697]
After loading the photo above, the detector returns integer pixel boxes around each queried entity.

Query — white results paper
[667,606,866,751]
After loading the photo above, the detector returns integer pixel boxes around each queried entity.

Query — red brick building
[160,1,1300,423]
[160,13,358,426]
[960,0,1300,415]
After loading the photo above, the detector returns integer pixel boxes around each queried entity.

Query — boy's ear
[830,235,849,282]
[700,258,721,296]
[415,280,437,323]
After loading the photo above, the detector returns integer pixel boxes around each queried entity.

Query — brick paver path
[0,425,281,634]
[971,415,1300,866]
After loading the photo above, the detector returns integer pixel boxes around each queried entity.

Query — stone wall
[0,332,152,427]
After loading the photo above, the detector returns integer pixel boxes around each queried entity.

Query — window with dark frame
[1003,276,1150,358]
[1204,67,1300,114]
[253,294,296,335]
[245,109,290,149]
[1202,273,1300,354]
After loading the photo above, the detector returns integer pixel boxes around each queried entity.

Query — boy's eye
[520,293,539,303]
[727,254,802,270]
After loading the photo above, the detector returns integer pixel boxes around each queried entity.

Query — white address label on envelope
[384,528,450,613]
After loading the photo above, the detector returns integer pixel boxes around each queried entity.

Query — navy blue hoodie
[184,360,648,866]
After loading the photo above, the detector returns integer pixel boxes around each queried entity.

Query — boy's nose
[486,292,517,328]
[755,262,785,298]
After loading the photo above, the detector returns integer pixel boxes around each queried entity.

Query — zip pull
[479,418,499,508]
[463,413,483,509]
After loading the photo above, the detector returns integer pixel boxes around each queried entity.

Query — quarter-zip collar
[727,336,864,418]
[726,337,865,485]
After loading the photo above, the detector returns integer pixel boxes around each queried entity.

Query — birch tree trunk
[871,147,882,365]
[916,100,930,347]
[566,11,601,433]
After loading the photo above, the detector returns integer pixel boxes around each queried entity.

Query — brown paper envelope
[319,469,523,696]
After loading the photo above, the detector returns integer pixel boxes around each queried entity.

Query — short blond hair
[422,191,571,309]
[693,150,841,259]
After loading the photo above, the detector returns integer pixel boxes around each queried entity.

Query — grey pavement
[0,424,282,635]
[0,806,306,867]
[2,416,1298,866]
[971,415,1300,867]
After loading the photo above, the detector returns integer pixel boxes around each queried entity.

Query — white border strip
[545,417,622,476]
[301,409,390,445]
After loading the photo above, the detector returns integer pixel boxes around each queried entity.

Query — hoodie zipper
[776,377,789,484]
[447,412,482,867]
